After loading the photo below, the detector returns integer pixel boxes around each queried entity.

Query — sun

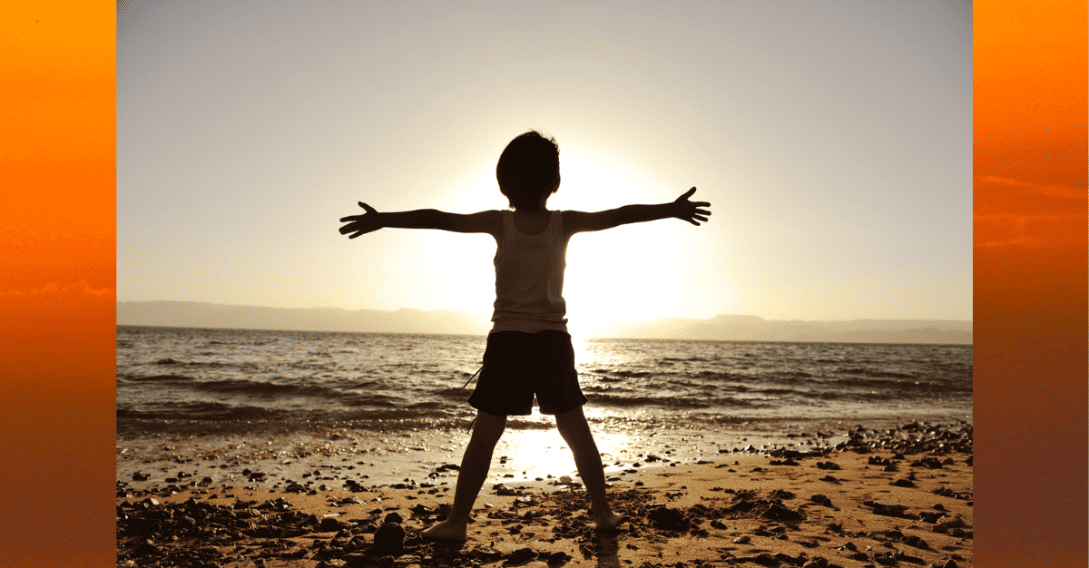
[563,229,682,334]
[423,145,691,334]
[553,152,685,335]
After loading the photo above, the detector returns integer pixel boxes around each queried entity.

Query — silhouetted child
[338,130,710,542]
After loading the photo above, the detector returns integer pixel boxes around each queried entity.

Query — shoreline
[118,419,972,567]
[117,415,972,488]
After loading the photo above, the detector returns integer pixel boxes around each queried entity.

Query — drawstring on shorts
[462,365,482,432]
[461,366,482,389]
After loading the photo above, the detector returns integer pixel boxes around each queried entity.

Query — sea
[117,325,972,436]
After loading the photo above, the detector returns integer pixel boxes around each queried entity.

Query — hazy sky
[118,1,972,332]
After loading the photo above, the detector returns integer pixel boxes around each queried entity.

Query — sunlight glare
[497,407,645,480]
[417,145,691,327]
[558,154,684,331]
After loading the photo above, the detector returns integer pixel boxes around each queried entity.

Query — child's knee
[555,407,588,430]
[473,412,507,442]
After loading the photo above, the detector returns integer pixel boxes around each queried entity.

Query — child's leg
[554,406,623,530]
[421,410,506,541]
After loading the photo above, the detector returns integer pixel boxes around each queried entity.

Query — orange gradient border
[973,0,1087,566]
[1,1,117,566]
[1,1,1086,565]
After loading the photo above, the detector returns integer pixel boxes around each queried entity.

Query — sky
[117,1,973,332]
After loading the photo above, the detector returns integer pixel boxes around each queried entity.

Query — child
[338,130,710,542]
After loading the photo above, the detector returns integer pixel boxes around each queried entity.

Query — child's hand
[339,202,382,238]
[673,187,711,226]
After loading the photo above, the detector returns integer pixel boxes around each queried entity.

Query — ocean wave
[433,387,474,398]
[117,401,458,423]
[154,358,227,367]
[117,401,284,421]
[182,378,336,398]
[755,387,805,396]
[582,384,637,394]
[829,376,970,393]
[772,370,813,380]
[588,393,766,410]
[340,392,403,408]
[130,373,196,383]
[835,367,915,379]
[691,370,753,382]
[611,370,653,378]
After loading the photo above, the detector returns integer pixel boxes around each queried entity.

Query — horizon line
[115,298,973,323]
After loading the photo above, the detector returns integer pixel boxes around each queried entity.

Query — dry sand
[117,422,972,568]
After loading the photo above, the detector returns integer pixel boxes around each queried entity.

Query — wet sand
[117,420,972,567]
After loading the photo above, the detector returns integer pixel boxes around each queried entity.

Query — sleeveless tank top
[490,210,569,334]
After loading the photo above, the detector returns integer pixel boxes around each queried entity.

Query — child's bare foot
[593,510,624,532]
[420,520,468,544]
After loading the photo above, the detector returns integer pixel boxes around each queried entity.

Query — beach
[116,328,972,566]
[117,419,972,568]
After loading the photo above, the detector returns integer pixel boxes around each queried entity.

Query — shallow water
[117,325,972,436]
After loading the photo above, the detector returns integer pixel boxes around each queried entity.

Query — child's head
[496,130,560,210]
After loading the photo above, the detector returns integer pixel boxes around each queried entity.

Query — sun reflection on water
[491,407,655,481]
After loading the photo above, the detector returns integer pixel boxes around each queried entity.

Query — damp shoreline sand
[117,419,972,567]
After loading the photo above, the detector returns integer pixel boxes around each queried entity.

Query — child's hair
[496,130,561,210]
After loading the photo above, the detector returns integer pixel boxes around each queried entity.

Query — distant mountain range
[117,301,491,336]
[117,301,972,344]
[582,314,971,345]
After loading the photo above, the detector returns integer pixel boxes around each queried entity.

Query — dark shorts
[467,330,588,416]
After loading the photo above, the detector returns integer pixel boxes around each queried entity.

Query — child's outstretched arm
[564,187,711,235]
[339,202,500,239]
